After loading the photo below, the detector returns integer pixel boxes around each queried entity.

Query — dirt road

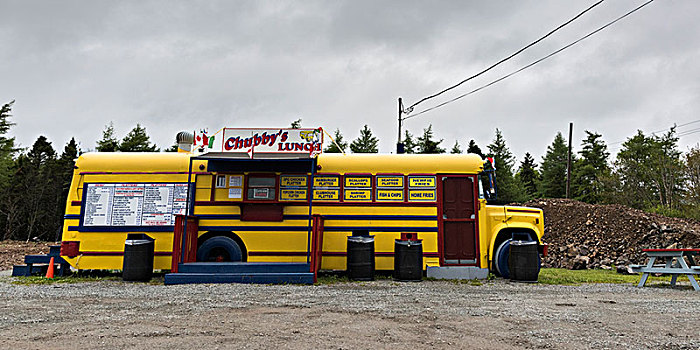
[1,277,698,349]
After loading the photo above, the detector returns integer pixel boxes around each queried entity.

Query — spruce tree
[290,119,302,129]
[350,125,379,153]
[467,139,485,158]
[324,129,348,153]
[0,101,17,185]
[119,124,159,152]
[416,124,445,154]
[402,130,417,154]
[517,152,539,199]
[539,132,570,198]
[450,140,463,154]
[96,122,119,152]
[572,131,610,203]
[486,129,522,202]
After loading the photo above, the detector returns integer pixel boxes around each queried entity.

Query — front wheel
[197,236,243,262]
[493,239,512,279]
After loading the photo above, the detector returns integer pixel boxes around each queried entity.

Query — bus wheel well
[197,231,248,262]
[491,228,537,271]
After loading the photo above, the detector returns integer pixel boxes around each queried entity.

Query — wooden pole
[566,122,573,198]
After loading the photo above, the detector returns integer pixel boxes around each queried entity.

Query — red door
[438,175,478,265]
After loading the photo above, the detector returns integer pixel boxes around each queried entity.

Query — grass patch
[11,275,121,285]
[538,268,684,285]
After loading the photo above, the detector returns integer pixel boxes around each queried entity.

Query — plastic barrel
[122,233,155,282]
[393,239,423,282]
[347,235,375,281]
[508,240,540,282]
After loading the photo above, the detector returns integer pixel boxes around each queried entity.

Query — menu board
[83,183,189,227]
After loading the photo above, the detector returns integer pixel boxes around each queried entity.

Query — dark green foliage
[450,140,463,154]
[164,144,179,152]
[350,125,379,153]
[517,152,539,199]
[467,139,485,158]
[118,124,159,152]
[487,129,524,203]
[614,129,683,211]
[324,129,348,153]
[572,131,610,203]
[416,124,445,154]
[539,132,570,198]
[402,130,417,154]
[96,122,119,152]
[290,119,302,129]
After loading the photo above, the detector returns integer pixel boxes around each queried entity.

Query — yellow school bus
[59,128,545,283]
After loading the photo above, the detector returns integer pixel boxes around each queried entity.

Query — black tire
[493,239,512,278]
[196,236,243,262]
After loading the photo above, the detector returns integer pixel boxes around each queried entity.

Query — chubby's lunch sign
[203,128,324,156]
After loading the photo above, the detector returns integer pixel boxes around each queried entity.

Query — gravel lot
[1,276,699,350]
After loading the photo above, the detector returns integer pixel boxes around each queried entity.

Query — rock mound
[522,199,700,270]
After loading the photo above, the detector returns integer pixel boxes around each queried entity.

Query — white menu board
[83,183,189,226]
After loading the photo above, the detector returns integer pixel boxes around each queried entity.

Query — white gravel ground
[1,275,698,349]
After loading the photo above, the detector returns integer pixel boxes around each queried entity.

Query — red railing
[310,214,325,282]
[171,215,199,273]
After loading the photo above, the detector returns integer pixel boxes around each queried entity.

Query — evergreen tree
[350,125,379,153]
[0,101,17,185]
[416,124,446,154]
[96,122,119,152]
[683,145,700,219]
[290,119,302,129]
[450,140,463,154]
[402,130,417,154]
[118,124,159,152]
[55,138,79,240]
[467,139,485,158]
[324,129,348,153]
[517,152,539,198]
[164,144,179,152]
[22,136,59,241]
[486,129,523,202]
[572,131,610,203]
[539,132,570,198]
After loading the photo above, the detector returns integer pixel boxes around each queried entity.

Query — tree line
[0,103,697,241]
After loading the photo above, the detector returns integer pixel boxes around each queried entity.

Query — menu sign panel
[83,183,189,227]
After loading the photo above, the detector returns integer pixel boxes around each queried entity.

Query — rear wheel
[197,236,243,262]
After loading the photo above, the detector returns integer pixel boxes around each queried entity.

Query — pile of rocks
[522,199,700,270]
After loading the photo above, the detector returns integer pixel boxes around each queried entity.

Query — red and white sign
[210,128,323,156]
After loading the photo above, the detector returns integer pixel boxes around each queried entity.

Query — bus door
[438,175,478,265]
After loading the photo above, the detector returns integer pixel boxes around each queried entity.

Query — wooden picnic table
[630,248,700,291]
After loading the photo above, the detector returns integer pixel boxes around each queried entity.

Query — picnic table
[630,248,700,291]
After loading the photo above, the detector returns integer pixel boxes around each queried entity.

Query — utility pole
[396,97,405,154]
[566,122,573,198]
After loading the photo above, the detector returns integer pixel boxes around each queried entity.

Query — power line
[404,0,655,121]
[608,119,700,145]
[403,0,605,114]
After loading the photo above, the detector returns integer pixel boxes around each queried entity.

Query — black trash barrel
[347,235,375,281]
[508,240,540,282]
[393,239,423,282]
[122,233,155,282]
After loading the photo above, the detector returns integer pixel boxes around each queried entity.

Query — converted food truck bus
[59,128,545,283]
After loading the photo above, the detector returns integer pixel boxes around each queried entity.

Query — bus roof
[76,152,484,174]
[317,153,484,174]
[76,152,191,172]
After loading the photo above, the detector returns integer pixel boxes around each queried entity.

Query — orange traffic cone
[45,257,55,279]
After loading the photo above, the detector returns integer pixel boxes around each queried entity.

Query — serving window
[247,175,276,200]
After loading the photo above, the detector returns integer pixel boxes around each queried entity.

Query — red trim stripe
[248,251,439,257]
[71,201,82,206]
[78,251,173,256]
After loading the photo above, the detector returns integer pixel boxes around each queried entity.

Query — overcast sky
[1,0,698,164]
